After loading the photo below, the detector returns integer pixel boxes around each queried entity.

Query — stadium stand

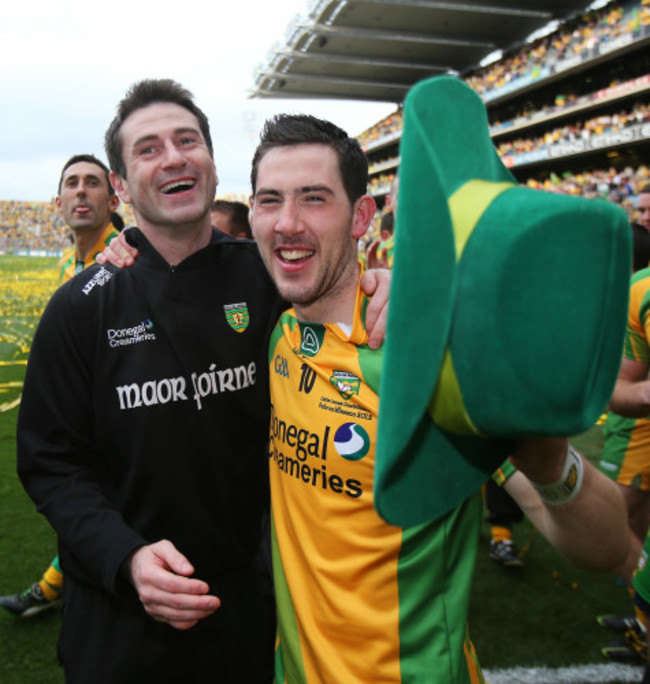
[358,0,650,233]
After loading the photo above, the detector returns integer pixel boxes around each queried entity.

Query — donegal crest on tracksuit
[268,282,484,683]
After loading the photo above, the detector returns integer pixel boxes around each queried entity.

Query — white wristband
[532,445,584,506]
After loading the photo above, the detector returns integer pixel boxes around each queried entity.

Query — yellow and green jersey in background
[268,281,484,683]
[376,234,395,268]
[625,267,650,365]
[58,223,119,285]
[599,267,650,491]
[627,271,650,621]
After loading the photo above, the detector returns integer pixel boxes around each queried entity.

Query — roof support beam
[254,70,411,92]
[294,23,496,49]
[330,0,551,20]
[271,49,452,72]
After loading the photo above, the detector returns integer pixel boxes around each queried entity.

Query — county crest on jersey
[224,302,250,332]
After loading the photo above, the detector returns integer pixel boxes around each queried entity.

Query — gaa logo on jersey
[224,302,249,333]
[330,371,360,400]
[333,422,370,461]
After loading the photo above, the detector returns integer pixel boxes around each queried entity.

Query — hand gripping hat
[374,76,632,527]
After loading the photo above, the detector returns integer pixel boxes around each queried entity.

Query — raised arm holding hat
[375,75,633,528]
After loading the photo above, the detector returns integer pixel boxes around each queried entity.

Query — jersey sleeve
[624,274,650,364]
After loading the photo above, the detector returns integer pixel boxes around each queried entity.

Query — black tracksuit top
[18,228,284,596]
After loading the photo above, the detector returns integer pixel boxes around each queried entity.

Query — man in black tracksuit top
[17,81,284,682]
[18,226,283,682]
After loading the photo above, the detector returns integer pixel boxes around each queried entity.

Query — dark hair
[380,211,394,236]
[250,114,368,205]
[639,184,650,195]
[104,79,213,179]
[58,154,114,195]
[210,200,252,239]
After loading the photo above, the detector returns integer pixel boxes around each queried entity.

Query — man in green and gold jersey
[599,264,650,669]
[0,154,121,619]
[56,154,122,282]
[250,114,628,683]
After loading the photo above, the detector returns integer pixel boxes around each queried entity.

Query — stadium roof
[250,0,598,103]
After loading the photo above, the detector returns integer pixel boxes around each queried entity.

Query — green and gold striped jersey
[376,234,395,268]
[599,267,650,488]
[58,223,119,285]
[625,267,650,364]
[268,281,484,683]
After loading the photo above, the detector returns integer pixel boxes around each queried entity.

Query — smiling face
[56,161,119,234]
[251,143,375,324]
[111,102,217,236]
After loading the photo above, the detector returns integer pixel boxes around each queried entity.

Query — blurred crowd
[525,164,650,211]
[362,97,650,179]
[358,0,650,154]
[0,196,246,255]
[360,164,650,255]
[495,100,650,157]
[465,0,650,97]
[0,201,68,255]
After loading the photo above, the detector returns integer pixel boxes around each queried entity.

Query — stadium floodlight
[480,50,503,68]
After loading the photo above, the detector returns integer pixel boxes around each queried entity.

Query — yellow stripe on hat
[448,179,514,259]
[427,179,514,435]
[428,350,477,434]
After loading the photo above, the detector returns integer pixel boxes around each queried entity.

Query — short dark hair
[104,79,213,179]
[380,211,394,236]
[58,154,114,195]
[211,200,252,239]
[250,114,368,205]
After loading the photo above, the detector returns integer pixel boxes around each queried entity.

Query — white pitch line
[484,663,643,683]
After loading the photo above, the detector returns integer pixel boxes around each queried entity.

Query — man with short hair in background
[210,199,253,239]
[0,153,121,619]
[57,154,122,281]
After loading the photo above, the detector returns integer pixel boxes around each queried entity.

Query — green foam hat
[374,76,631,527]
